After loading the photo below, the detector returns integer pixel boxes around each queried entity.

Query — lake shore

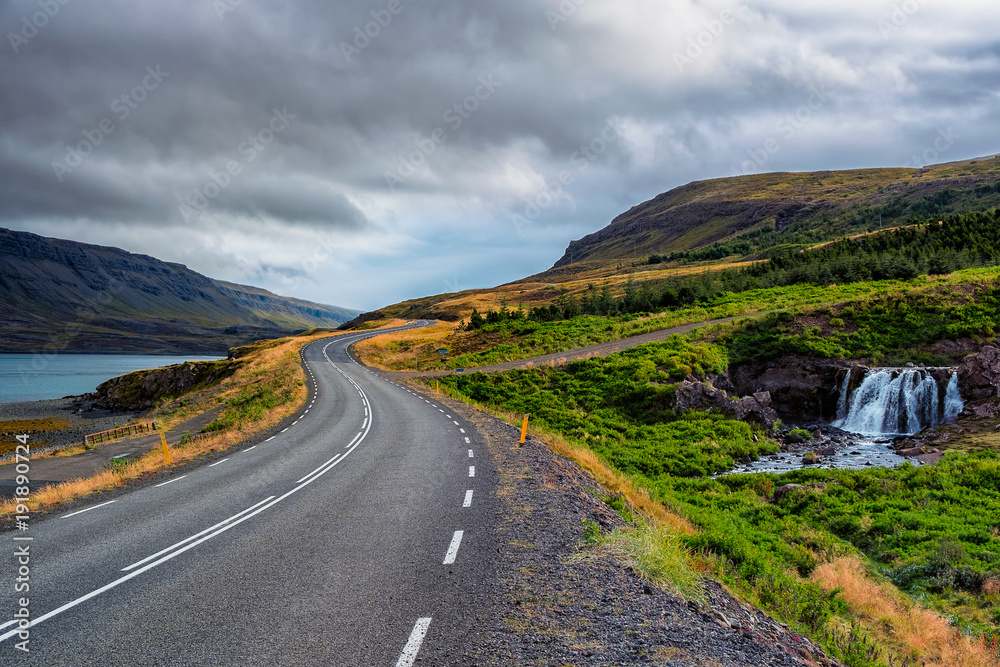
[0,396,140,462]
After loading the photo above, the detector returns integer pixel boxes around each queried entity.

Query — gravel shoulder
[424,387,841,666]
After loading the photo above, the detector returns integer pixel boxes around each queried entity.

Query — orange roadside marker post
[160,433,171,465]
[519,414,530,445]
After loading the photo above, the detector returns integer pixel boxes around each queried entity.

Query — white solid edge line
[208,458,229,468]
[396,617,432,667]
[154,475,187,488]
[0,337,386,644]
[469,466,475,477]
[60,499,118,519]
[443,530,464,565]
[121,496,276,571]
[463,490,474,507]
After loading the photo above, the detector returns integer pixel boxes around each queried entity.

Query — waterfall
[834,368,964,436]
[835,369,851,422]
[944,373,964,421]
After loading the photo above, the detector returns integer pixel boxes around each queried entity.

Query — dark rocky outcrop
[671,381,778,429]
[729,355,864,422]
[87,360,235,410]
[958,344,1000,400]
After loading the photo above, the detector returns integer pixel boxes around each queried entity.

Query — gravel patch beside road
[424,389,841,666]
[0,396,139,462]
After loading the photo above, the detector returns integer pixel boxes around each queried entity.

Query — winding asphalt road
[1,322,500,665]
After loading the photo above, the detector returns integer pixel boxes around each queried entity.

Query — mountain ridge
[0,228,358,354]
[553,155,1000,267]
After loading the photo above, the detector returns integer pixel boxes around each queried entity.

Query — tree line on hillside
[459,208,1000,330]
[650,185,1000,266]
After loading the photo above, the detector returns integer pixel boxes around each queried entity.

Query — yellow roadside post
[436,381,440,394]
[160,433,171,464]
[519,414,530,445]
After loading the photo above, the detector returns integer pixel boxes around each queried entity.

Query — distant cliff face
[0,228,358,353]
[553,157,1000,267]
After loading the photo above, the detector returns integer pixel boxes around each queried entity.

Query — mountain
[0,228,359,354]
[553,155,1000,267]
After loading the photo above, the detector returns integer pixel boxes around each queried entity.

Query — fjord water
[0,353,223,403]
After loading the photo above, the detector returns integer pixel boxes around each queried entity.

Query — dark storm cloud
[2,0,999,309]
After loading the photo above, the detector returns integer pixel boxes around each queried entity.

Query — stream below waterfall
[728,367,965,476]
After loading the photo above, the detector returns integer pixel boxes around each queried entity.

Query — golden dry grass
[353,321,456,371]
[812,556,1000,667]
[0,328,358,519]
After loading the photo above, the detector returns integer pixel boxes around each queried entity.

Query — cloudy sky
[2,0,998,311]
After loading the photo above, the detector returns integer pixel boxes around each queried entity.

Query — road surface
[2,322,500,665]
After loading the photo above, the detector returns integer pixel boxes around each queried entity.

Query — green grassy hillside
[553,155,1000,267]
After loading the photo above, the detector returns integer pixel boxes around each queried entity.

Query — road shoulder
[428,391,837,666]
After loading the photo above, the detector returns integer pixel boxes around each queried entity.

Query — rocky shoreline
[0,396,139,462]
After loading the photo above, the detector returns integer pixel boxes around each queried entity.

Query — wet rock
[802,452,822,465]
[958,345,1000,400]
[898,446,925,457]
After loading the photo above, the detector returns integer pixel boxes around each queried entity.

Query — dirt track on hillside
[396,313,760,379]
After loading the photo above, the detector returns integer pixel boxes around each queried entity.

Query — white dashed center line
[443,530,464,565]
[463,490,474,507]
[469,466,475,478]
[396,618,432,667]
[154,475,187,488]
[60,500,117,519]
